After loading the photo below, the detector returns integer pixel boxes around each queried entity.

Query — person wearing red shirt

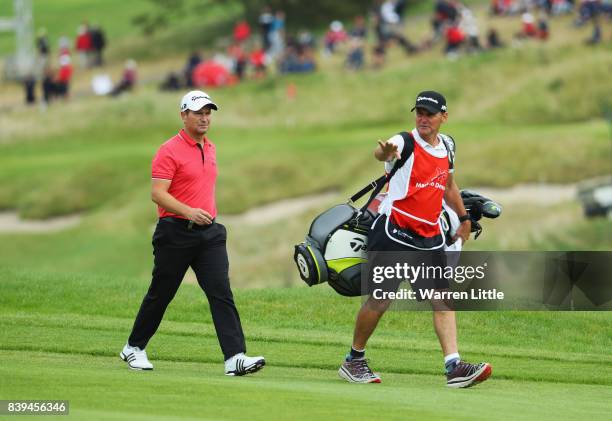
[55,55,73,98]
[522,12,537,37]
[445,24,465,55]
[250,48,267,78]
[338,91,492,389]
[233,20,251,44]
[121,90,265,376]
[75,24,92,68]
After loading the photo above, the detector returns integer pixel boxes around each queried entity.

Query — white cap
[330,20,343,32]
[180,90,218,112]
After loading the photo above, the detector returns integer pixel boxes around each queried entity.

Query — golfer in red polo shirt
[121,90,265,376]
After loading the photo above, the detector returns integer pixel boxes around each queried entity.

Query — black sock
[348,347,365,361]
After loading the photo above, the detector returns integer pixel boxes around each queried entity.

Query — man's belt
[160,216,216,230]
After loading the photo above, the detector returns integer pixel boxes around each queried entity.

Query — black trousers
[128,218,246,360]
[366,215,449,302]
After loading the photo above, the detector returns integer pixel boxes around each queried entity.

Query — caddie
[338,90,492,388]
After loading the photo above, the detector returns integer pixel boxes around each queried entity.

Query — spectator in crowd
[259,5,274,52]
[36,28,50,67]
[373,7,386,45]
[250,46,267,78]
[278,42,299,73]
[487,28,505,48]
[346,37,365,70]
[36,28,50,56]
[459,3,482,52]
[381,0,402,26]
[55,55,73,99]
[324,21,348,55]
[379,0,418,53]
[268,10,286,59]
[372,42,387,69]
[345,16,368,70]
[24,74,36,105]
[184,51,202,88]
[58,35,71,57]
[233,19,251,44]
[576,0,601,25]
[520,12,538,37]
[601,0,612,19]
[585,14,602,44]
[228,43,247,80]
[537,0,553,15]
[110,59,137,97]
[296,46,316,73]
[395,0,409,20]
[75,23,93,68]
[551,0,573,15]
[42,66,55,105]
[433,0,459,39]
[160,72,182,91]
[351,14,368,39]
[490,0,524,15]
[90,25,106,67]
[279,42,316,74]
[537,16,550,39]
[297,30,316,49]
[445,21,466,57]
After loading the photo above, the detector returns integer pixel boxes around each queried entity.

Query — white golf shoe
[224,353,265,376]
[120,344,153,370]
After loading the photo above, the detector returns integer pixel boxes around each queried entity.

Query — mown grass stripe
[2,313,610,366]
[1,343,609,387]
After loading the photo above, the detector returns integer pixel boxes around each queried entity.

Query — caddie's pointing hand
[377,139,401,161]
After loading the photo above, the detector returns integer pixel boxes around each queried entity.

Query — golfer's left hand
[453,220,471,244]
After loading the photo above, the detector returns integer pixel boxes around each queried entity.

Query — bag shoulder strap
[355,131,414,214]
[393,131,414,178]
[438,133,455,171]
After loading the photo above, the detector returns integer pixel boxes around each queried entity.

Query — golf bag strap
[349,175,386,204]
[439,134,455,170]
[356,131,414,214]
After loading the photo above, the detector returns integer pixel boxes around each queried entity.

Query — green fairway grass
[1,268,611,420]
[2,353,610,420]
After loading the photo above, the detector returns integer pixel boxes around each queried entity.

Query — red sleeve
[151,145,177,180]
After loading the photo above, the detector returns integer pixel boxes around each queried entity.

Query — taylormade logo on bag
[350,237,366,252]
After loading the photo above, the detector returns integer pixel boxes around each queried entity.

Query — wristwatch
[458,214,471,223]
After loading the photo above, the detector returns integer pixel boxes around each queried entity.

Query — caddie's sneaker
[338,359,382,383]
[446,361,491,388]
[224,353,265,376]
[120,344,153,370]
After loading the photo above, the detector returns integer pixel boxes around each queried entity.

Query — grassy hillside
[0,0,241,59]
[1,268,611,419]
[0,46,610,217]
[0,5,610,285]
